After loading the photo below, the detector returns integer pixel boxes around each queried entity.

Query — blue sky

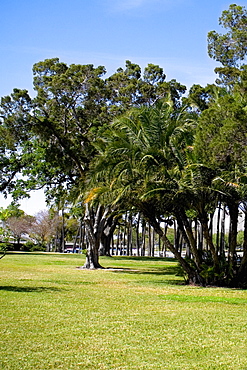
[1,0,244,97]
[0,0,246,213]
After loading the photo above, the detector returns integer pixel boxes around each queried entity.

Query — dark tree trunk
[198,210,219,268]
[238,208,247,286]
[220,204,226,257]
[227,202,239,284]
[115,226,121,256]
[139,205,205,285]
[123,212,127,255]
[82,204,110,269]
[73,220,82,253]
[152,228,155,256]
[60,208,65,253]
[148,223,152,256]
[127,213,131,256]
[228,203,238,267]
[141,219,146,256]
[100,232,112,256]
[136,213,141,256]
[175,210,202,268]
[152,220,203,285]
[129,213,133,256]
[194,218,197,252]
[216,201,221,255]
[99,214,119,256]
[158,232,161,256]
[197,221,203,252]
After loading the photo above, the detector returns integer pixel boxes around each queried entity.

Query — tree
[0,89,34,199]
[87,100,202,282]
[6,214,33,248]
[193,75,247,286]
[0,205,34,249]
[1,59,111,265]
[87,82,247,287]
[29,210,60,250]
[1,58,187,268]
[208,4,247,87]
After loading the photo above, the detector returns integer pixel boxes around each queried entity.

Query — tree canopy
[208,3,247,87]
[2,4,247,286]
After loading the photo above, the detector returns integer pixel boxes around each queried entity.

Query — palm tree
[192,79,247,286]
[87,99,204,283]
[89,93,247,286]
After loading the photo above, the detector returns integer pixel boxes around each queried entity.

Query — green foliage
[89,100,196,210]
[0,58,188,207]
[194,92,247,169]
[208,4,247,86]
[208,4,247,67]
[199,263,225,286]
[20,241,46,252]
[0,242,10,259]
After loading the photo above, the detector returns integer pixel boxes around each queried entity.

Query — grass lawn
[1,253,247,370]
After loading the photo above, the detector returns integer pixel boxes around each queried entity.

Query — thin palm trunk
[148,223,152,256]
[220,204,226,256]
[216,201,221,255]
[228,202,239,276]
[198,210,219,268]
[136,213,141,256]
[141,220,146,256]
[175,210,202,268]
[238,209,247,283]
[150,218,204,284]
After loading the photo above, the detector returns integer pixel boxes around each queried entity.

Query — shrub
[21,241,46,252]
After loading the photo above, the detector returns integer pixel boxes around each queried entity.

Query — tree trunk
[175,210,202,268]
[152,228,155,256]
[228,203,238,267]
[197,221,203,252]
[115,226,121,256]
[60,208,65,253]
[216,201,221,255]
[129,213,133,256]
[141,219,146,256]
[227,202,239,283]
[143,212,204,285]
[154,221,203,284]
[238,208,247,286]
[73,220,82,253]
[123,212,127,255]
[220,204,226,257]
[198,210,219,268]
[82,204,110,269]
[99,214,119,256]
[148,223,152,256]
[136,213,141,256]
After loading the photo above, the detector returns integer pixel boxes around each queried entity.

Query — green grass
[1,253,247,369]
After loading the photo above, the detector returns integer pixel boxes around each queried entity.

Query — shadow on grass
[106,266,179,275]
[0,286,64,293]
[105,265,184,285]
[106,256,177,262]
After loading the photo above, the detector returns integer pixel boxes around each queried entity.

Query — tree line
[0,204,80,252]
[1,4,247,287]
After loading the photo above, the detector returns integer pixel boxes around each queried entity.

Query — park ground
[0,252,247,369]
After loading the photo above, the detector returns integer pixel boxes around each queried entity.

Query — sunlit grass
[1,252,247,369]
